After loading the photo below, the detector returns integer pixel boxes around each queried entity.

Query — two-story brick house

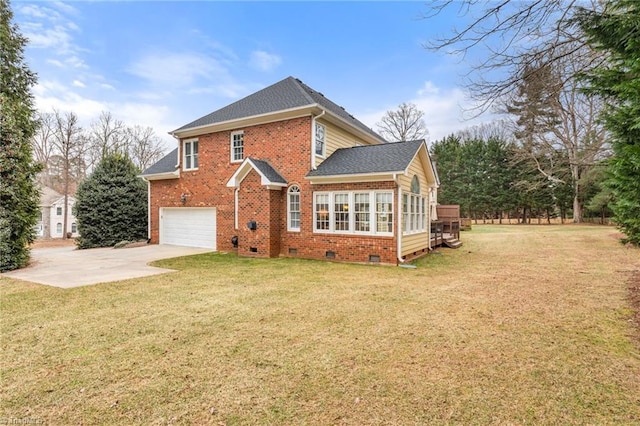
[141,77,439,264]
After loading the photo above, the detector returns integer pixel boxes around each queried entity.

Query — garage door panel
[160,208,216,249]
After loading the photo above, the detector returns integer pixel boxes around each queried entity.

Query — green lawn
[1,225,639,425]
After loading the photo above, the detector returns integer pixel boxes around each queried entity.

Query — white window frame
[313,191,393,236]
[314,122,326,157]
[231,131,244,163]
[56,206,62,216]
[183,138,199,171]
[402,191,427,235]
[287,185,301,232]
[56,223,62,234]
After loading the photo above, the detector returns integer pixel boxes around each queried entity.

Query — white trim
[183,138,199,171]
[226,158,287,189]
[314,122,326,158]
[313,190,393,237]
[287,185,301,232]
[306,172,400,184]
[230,131,244,163]
[234,189,239,230]
[139,170,180,181]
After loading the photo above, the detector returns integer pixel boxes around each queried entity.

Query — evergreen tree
[74,154,148,249]
[578,0,640,245]
[0,0,41,272]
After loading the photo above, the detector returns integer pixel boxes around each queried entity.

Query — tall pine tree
[578,0,640,245]
[0,0,41,271]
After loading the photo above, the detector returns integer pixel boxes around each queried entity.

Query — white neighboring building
[36,186,79,239]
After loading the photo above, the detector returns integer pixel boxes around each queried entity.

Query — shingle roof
[249,158,286,184]
[173,76,383,142]
[306,140,426,177]
[39,186,62,205]
[140,148,178,176]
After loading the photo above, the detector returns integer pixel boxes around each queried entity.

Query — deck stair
[443,236,463,249]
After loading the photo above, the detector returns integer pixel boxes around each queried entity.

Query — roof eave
[138,170,180,181]
[305,171,401,185]
[171,105,322,139]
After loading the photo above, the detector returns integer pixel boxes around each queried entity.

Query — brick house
[140,77,440,264]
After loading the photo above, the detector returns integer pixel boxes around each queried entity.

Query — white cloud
[128,52,227,87]
[249,50,282,72]
[72,80,85,88]
[358,81,498,143]
[33,79,176,149]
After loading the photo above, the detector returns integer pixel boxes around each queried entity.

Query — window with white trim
[403,175,427,235]
[288,185,301,232]
[314,122,325,156]
[71,223,77,233]
[56,207,62,216]
[56,223,62,233]
[376,192,393,233]
[183,139,198,170]
[231,131,244,162]
[354,193,370,232]
[314,191,393,236]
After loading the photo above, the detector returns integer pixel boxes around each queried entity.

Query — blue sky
[14,1,495,150]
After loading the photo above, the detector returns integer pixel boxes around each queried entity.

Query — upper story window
[314,122,326,157]
[183,139,199,170]
[287,185,301,232]
[231,131,244,163]
[56,207,62,216]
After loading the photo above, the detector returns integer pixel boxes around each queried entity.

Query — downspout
[310,109,326,170]
[141,177,151,241]
[394,173,405,264]
[428,187,432,251]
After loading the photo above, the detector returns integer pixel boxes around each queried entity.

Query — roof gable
[226,158,287,190]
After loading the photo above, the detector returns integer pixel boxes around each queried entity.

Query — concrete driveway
[2,245,213,288]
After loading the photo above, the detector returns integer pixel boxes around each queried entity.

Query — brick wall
[148,116,402,265]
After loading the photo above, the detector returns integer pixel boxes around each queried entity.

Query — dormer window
[315,123,326,157]
[231,131,244,163]
[183,139,198,170]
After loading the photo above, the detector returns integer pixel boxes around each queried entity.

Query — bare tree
[423,0,605,114]
[125,125,166,171]
[376,102,429,142]
[88,111,127,165]
[504,47,608,222]
[31,112,57,188]
[456,119,514,143]
[53,110,86,239]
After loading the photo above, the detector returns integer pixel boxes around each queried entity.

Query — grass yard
[1,225,639,425]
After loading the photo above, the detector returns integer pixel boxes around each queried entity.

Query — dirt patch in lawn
[30,239,76,249]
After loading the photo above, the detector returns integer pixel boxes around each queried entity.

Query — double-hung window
[231,131,244,162]
[314,122,326,157]
[183,139,198,170]
[314,191,393,236]
[288,185,301,232]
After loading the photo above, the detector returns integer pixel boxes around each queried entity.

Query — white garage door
[160,208,217,249]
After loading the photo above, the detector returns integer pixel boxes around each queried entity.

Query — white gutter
[394,173,405,264]
[311,109,326,170]
[141,177,151,241]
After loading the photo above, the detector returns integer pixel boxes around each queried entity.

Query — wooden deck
[431,207,463,249]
